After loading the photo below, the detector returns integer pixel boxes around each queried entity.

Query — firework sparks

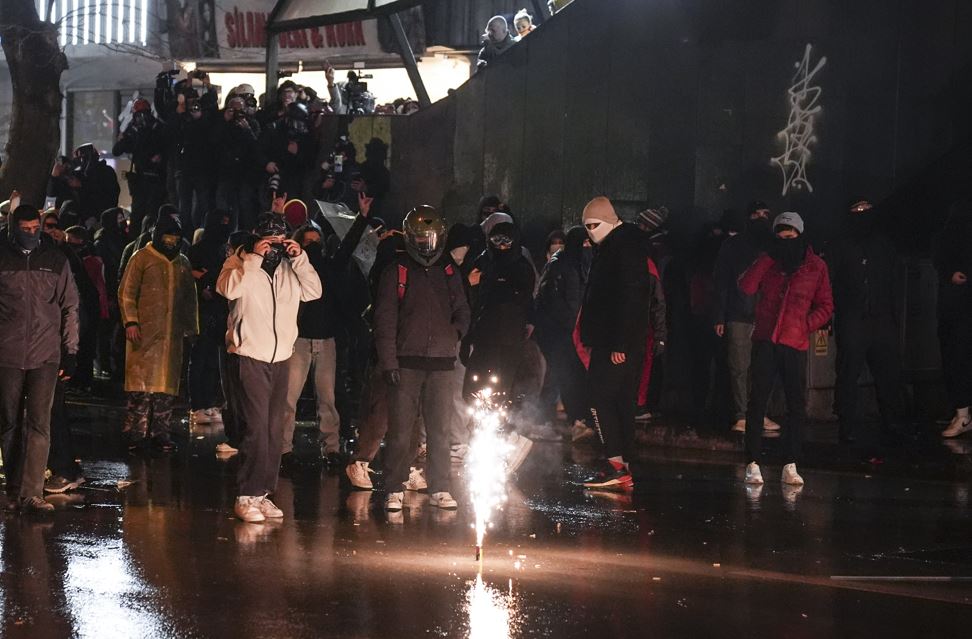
[466,387,513,562]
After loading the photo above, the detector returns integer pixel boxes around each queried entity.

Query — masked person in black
[535,226,593,441]
[935,201,972,438]
[188,210,233,424]
[118,215,198,452]
[213,96,263,231]
[828,198,908,445]
[259,102,318,205]
[171,86,217,235]
[712,201,781,434]
[113,98,169,233]
[49,144,121,225]
[462,219,537,470]
[0,203,80,511]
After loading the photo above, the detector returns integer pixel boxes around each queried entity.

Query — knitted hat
[582,197,619,224]
[637,206,669,232]
[773,211,804,235]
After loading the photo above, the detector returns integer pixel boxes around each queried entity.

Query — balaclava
[582,197,621,245]
[10,204,42,252]
[487,221,520,266]
[151,214,182,260]
[769,212,808,274]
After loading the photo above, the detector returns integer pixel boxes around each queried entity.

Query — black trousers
[539,334,589,423]
[745,341,806,464]
[236,355,289,496]
[188,332,222,411]
[220,351,243,449]
[48,379,82,481]
[835,315,907,434]
[385,368,454,494]
[587,348,642,460]
[0,365,59,499]
[939,309,972,409]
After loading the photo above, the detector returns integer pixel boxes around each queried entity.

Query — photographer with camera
[217,213,322,522]
[259,101,318,206]
[212,94,264,231]
[112,98,169,234]
[48,144,120,226]
[169,70,219,236]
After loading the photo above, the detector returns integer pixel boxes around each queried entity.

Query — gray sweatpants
[281,337,340,454]
[236,355,289,496]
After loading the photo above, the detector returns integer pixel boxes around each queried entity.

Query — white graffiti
[771,44,827,196]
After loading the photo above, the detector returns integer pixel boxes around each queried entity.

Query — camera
[345,71,375,115]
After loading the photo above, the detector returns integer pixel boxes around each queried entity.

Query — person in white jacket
[217,213,322,522]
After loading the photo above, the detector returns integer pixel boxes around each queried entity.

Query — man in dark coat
[828,198,908,444]
[576,197,665,490]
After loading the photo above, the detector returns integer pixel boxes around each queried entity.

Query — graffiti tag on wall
[771,44,827,196]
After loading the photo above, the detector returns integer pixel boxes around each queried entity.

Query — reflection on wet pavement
[1,410,971,638]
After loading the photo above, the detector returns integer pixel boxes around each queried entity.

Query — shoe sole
[261,511,284,519]
[404,483,427,491]
[782,478,804,486]
[385,504,403,512]
[236,512,266,523]
[582,477,634,491]
[431,501,457,509]
[44,479,84,494]
[744,477,764,485]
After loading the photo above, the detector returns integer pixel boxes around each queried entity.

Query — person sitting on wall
[477,16,516,69]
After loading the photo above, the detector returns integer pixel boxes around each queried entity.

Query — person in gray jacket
[374,206,470,513]
[0,202,80,512]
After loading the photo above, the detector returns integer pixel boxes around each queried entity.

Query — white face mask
[450,246,469,265]
[584,218,620,245]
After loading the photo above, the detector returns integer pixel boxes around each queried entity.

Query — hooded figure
[477,16,516,69]
[118,213,198,400]
[95,207,128,296]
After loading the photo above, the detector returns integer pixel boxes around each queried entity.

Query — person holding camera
[113,98,168,234]
[48,144,120,226]
[217,213,322,522]
[170,71,218,235]
[212,95,263,231]
[259,102,318,207]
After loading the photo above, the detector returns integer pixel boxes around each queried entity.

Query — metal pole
[265,30,280,108]
[388,13,431,109]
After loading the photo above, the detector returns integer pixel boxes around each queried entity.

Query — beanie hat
[481,211,513,236]
[773,211,804,235]
[582,197,619,224]
[637,206,669,232]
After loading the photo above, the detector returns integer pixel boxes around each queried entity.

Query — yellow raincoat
[118,244,198,395]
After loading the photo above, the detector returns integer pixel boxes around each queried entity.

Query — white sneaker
[404,467,427,491]
[731,419,746,433]
[744,462,764,485]
[346,461,375,490]
[942,410,972,438]
[763,416,781,431]
[258,496,284,518]
[206,407,223,422]
[215,442,238,455]
[782,463,805,485]
[506,432,534,473]
[430,492,457,509]
[234,496,266,522]
[385,491,404,512]
[635,408,652,422]
[571,420,596,442]
[192,409,214,424]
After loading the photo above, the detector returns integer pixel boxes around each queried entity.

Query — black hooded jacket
[934,201,972,317]
[94,208,128,301]
[535,226,588,342]
[468,222,536,348]
[580,222,667,353]
[827,209,900,322]
[188,213,231,334]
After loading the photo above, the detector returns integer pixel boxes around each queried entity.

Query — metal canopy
[267,0,425,34]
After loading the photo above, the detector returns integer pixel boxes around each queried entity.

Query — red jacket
[738,249,833,351]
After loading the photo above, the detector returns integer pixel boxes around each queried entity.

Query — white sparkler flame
[466,388,513,552]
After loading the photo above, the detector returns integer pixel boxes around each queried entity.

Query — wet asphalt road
[2,405,972,638]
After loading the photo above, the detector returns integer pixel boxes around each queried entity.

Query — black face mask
[580,246,594,277]
[747,217,773,247]
[770,236,808,274]
[13,226,41,251]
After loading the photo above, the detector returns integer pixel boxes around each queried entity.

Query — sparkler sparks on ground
[465,386,513,564]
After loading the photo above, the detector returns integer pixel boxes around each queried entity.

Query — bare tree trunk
[0,0,68,207]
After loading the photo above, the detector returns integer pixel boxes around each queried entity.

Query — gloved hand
[383,369,401,387]
[654,340,666,357]
[59,353,77,380]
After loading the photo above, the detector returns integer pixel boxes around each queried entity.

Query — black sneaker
[582,466,634,491]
